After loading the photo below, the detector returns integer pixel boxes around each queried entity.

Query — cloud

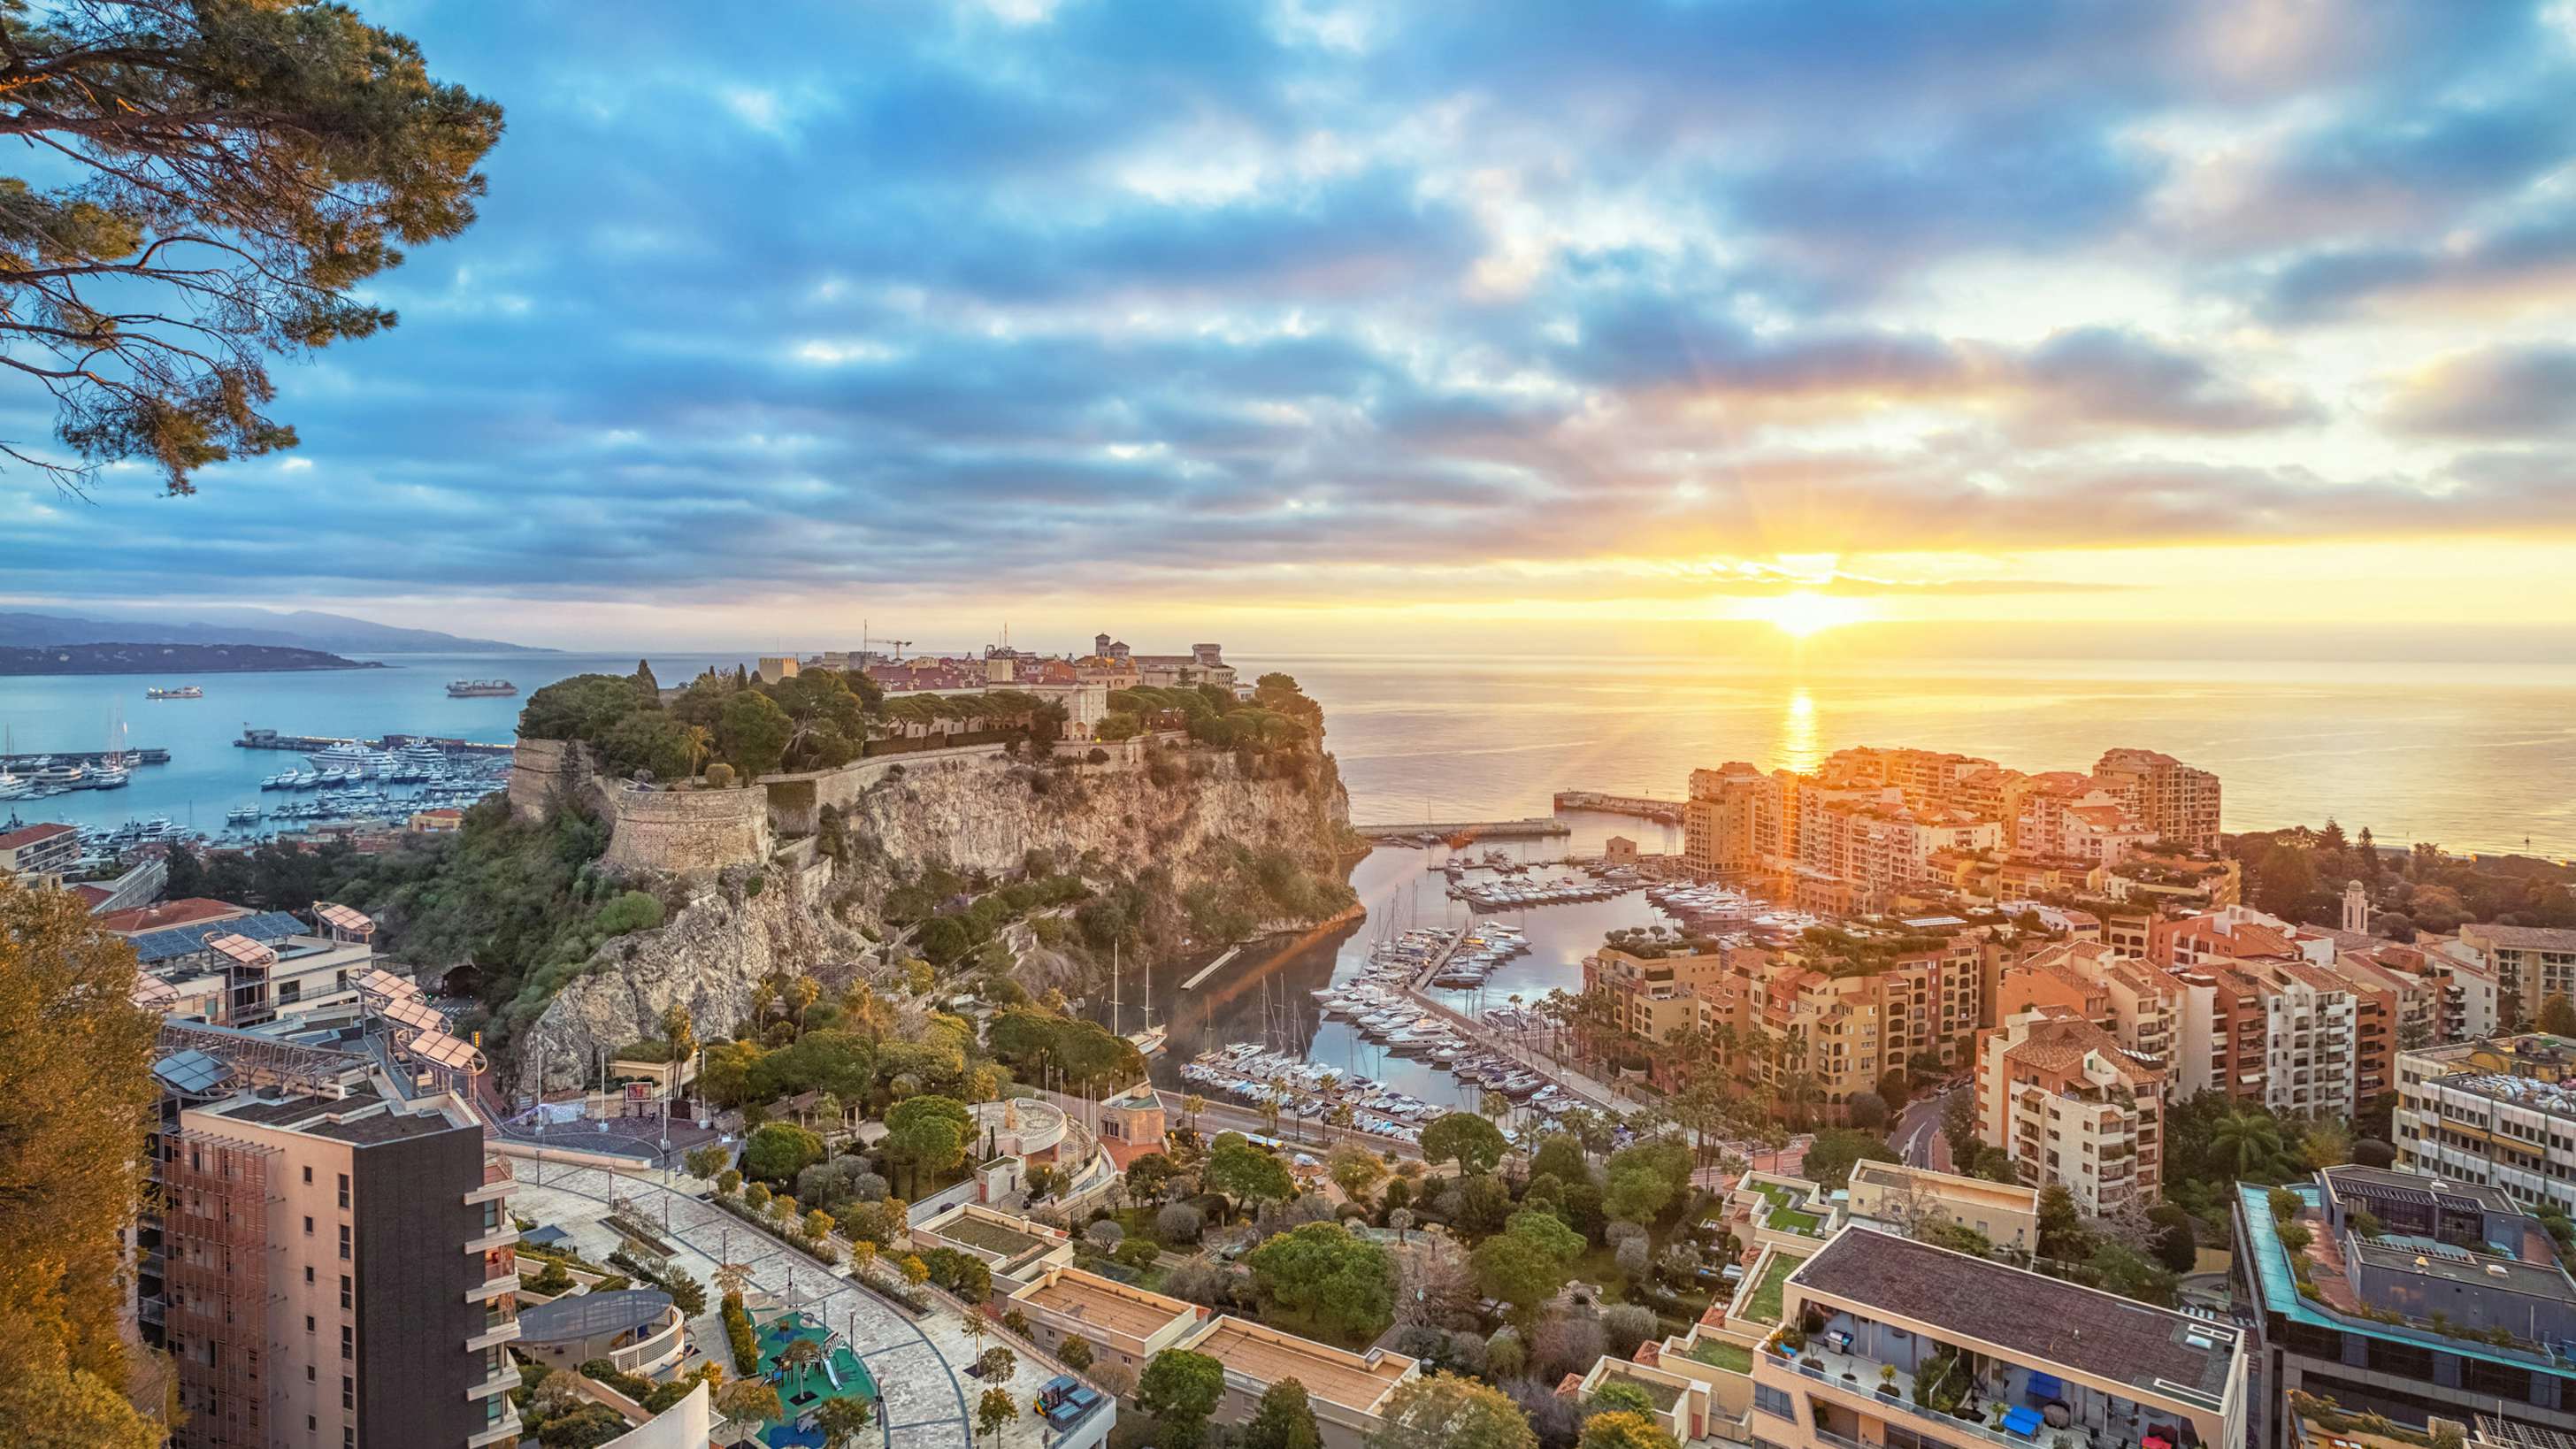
[2382,346,2576,436]
[5,0,2574,621]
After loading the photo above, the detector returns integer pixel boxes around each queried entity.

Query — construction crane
[864,635,912,660]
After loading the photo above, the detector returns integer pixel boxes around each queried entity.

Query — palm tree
[2211,1110,2284,1178]
[683,724,714,779]
[1182,1094,1207,1132]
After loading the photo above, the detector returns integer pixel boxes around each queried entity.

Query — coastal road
[1896,1083,1964,1171]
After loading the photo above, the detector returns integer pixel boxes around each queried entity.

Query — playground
[754,1310,879,1448]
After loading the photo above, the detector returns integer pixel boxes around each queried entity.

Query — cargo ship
[145,685,203,700]
[446,679,518,698]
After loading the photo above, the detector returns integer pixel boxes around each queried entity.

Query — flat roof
[204,1088,465,1145]
[1187,1316,1413,1414]
[1792,1227,2237,1409]
[1016,1269,1193,1346]
[1848,1160,2039,1212]
[928,1209,1054,1260]
[2350,1239,2576,1301]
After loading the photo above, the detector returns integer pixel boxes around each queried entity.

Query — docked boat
[305,741,394,778]
[226,805,260,825]
[387,740,450,780]
[31,760,85,789]
[446,679,518,698]
[145,685,203,700]
[90,761,130,789]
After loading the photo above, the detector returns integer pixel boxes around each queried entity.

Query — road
[1895,1083,1965,1171]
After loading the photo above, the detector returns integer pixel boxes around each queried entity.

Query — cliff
[511,742,1350,1087]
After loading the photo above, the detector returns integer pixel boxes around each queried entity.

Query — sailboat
[1112,943,1168,1059]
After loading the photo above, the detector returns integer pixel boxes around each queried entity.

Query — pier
[1351,816,1570,840]
[1399,924,1637,1117]
[2,748,169,768]
[237,728,512,755]
[1552,789,1683,824]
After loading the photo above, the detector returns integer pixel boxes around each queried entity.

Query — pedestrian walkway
[509,1159,1065,1449]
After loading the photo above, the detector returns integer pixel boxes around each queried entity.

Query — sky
[9,0,2576,654]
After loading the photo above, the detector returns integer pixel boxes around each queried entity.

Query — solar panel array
[152,1048,233,1097]
[381,996,446,1033]
[314,902,375,934]
[128,910,306,963]
[408,1030,484,1072]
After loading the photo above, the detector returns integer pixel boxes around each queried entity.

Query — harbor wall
[595,782,771,876]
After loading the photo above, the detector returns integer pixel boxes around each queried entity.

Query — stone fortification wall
[596,782,771,876]
[508,738,594,821]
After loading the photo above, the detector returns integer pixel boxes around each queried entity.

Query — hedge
[721,1291,759,1375]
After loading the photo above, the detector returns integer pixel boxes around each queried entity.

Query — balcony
[464,1223,518,1255]
[465,1400,522,1449]
[464,1156,515,1206]
[465,1306,521,1353]
[465,1361,521,1400]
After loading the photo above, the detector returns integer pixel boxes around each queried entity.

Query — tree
[2148,1205,2199,1274]
[816,1396,874,1449]
[714,1377,784,1436]
[718,688,794,778]
[1244,1223,1395,1341]
[1206,1134,1295,1221]
[977,1387,1016,1443]
[1582,1410,1682,1449]
[1328,1142,1389,1204]
[1242,1377,1325,1449]
[0,1,503,494]
[1589,1382,1655,1418]
[1845,1090,1890,1131]
[1532,1133,1591,1188]
[1126,1152,1180,1208]
[1136,1348,1228,1449]
[0,880,161,1447]
[886,1095,974,1195]
[1802,1129,1897,1191]
[1472,1231,1568,1322]
[743,1122,824,1182]
[2037,1183,2089,1259]
[1368,1373,1538,1449]
[1057,1335,1094,1372]
[2543,993,2576,1038]
[1421,1112,1509,1175]
[2210,1110,2286,1179]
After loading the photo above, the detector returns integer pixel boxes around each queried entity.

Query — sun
[1747,590,1871,638]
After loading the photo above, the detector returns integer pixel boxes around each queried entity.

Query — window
[303,1215,314,1236]
[304,1266,314,1285]
[336,1173,349,1209]
[341,1324,352,1361]
[340,1275,351,1309]
[303,1166,313,1184]
[304,1315,315,1333]
[338,1223,349,1261]
[307,1415,316,1432]
[1754,1384,1796,1420]
[306,1367,315,1383]
[341,1376,354,1411]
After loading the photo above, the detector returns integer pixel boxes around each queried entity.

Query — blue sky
[10,0,2576,650]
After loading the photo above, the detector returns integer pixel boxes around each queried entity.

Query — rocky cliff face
[514,747,1350,1086]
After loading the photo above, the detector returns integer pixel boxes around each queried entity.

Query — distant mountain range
[0,608,553,656]
[0,643,385,677]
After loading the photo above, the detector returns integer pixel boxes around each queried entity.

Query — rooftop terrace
[1185,1316,1413,1414]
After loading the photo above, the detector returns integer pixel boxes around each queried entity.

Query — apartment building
[2092,748,2224,853]
[1752,1227,2247,1449]
[1976,1007,2166,1213]
[152,1059,518,1449]
[126,902,380,1031]
[2460,925,2576,1027]
[1685,761,1783,876]
[2328,949,2440,1103]
[2235,1166,2576,1448]
[1585,944,1740,1058]
[2394,1035,2576,1214]
[0,819,80,884]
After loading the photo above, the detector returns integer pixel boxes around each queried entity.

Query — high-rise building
[1683,762,1780,877]
[150,1047,520,1449]
[2091,748,2223,853]
[2395,1035,2576,1213]
[1975,1006,2166,1213]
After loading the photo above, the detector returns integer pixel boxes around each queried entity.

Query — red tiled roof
[0,821,75,850]
[72,884,113,907]
[95,897,252,935]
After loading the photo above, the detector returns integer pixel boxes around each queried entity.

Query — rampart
[508,737,595,821]
[594,781,772,876]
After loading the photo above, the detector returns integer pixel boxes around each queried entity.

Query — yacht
[145,685,203,700]
[31,760,85,790]
[226,805,260,825]
[305,741,394,778]
[261,770,296,790]
[90,761,130,789]
[387,740,449,780]
[0,769,28,801]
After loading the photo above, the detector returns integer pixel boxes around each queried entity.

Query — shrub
[705,763,736,788]
[721,1291,758,1374]
[1602,1303,1660,1358]
[1157,1202,1206,1245]
[1085,1220,1125,1252]
[1115,1238,1162,1270]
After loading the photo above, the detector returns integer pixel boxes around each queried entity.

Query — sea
[14,645,2569,1117]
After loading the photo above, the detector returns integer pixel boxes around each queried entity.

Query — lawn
[1687,1338,1754,1373]
[1750,1182,1824,1236]
[1743,1253,1800,1324]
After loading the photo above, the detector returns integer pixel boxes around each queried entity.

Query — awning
[2004,1407,2045,1438]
